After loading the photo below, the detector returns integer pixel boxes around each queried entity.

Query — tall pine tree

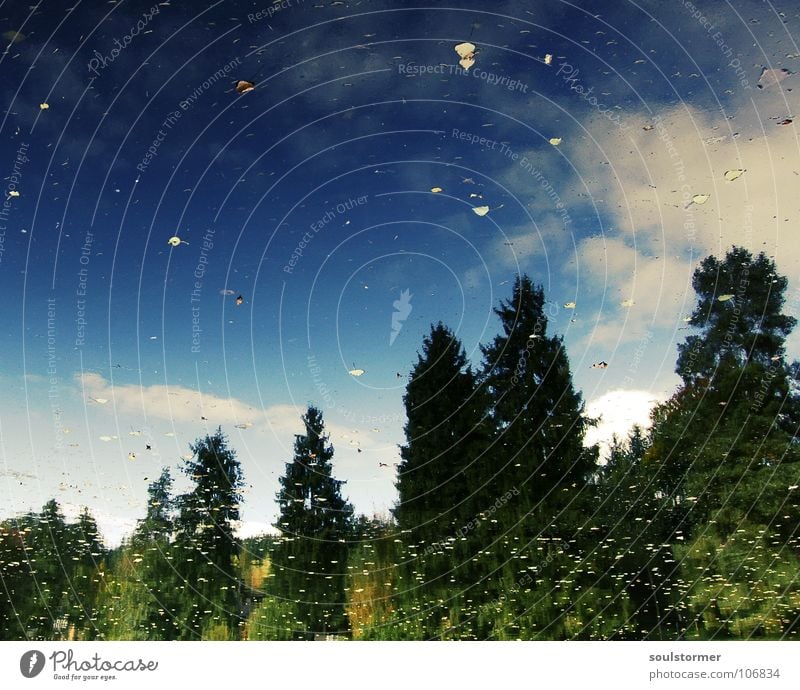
[173,430,244,639]
[393,322,494,638]
[476,276,597,638]
[272,406,353,638]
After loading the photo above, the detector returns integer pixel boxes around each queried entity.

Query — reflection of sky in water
[0,0,798,544]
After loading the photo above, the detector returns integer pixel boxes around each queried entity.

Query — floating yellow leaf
[717,294,734,302]
[472,205,490,216]
[348,368,365,377]
[431,187,443,193]
[549,137,562,146]
[563,301,576,309]
[455,42,476,71]
[455,42,476,59]
[723,169,744,181]
[544,54,553,65]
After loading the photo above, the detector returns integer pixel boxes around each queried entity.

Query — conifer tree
[106,468,182,640]
[63,508,106,636]
[174,430,244,639]
[272,406,353,638]
[480,275,595,519]
[395,322,492,543]
[393,322,494,637]
[21,500,72,639]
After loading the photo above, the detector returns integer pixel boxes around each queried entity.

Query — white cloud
[584,389,663,459]
[568,96,800,349]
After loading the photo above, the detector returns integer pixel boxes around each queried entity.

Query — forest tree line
[1,245,799,640]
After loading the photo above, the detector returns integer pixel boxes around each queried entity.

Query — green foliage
[246,596,308,641]
[271,406,354,638]
[173,430,245,639]
[2,254,799,641]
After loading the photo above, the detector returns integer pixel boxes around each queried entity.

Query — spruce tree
[174,429,244,639]
[106,468,183,640]
[22,500,72,639]
[63,508,106,637]
[393,322,494,637]
[395,322,492,543]
[272,406,353,638]
[480,275,595,515]
[476,276,597,639]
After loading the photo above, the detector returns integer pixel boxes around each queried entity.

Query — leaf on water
[549,137,562,146]
[348,368,365,377]
[455,42,476,70]
[717,294,734,301]
[459,56,475,70]
[686,193,710,208]
[235,80,255,94]
[563,301,576,309]
[544,54,553,65]
[723,169,744,181]
[431,187,443,193]
[472,205,490,216]
[757,67,792,89]
[455,42,476,59]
